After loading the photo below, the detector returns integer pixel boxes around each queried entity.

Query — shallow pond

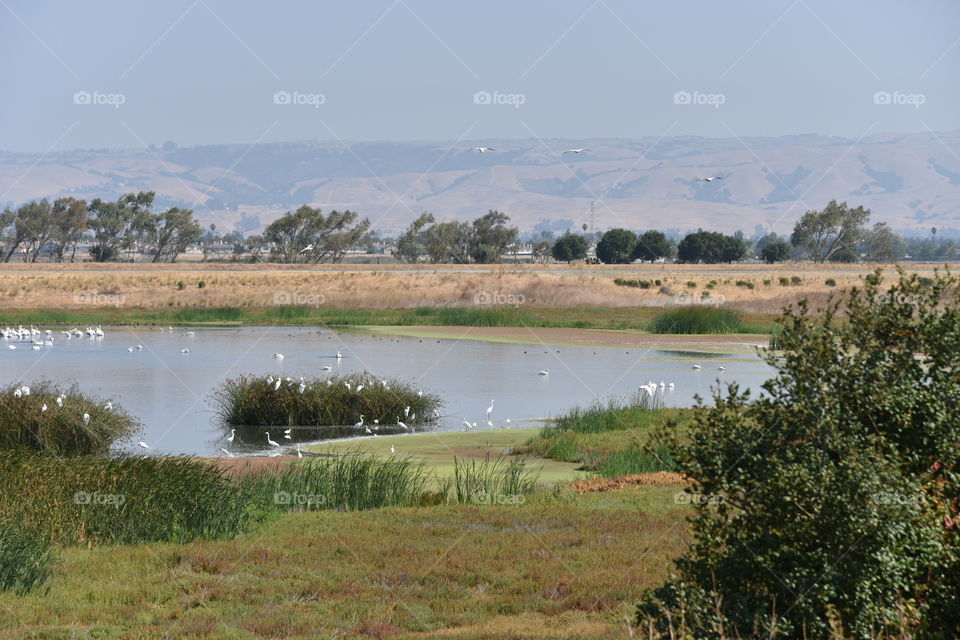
[1,326,774,456]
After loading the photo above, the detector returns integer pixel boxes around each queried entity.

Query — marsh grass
[592,444,677,477]
[549,391,663,436]
[451,454,540,505]
[239,452,430,512]
[0,452,250,546]
[213,373,441,442]
[0,380,140,455]
[650,306,744,334]
[0,521,53,594]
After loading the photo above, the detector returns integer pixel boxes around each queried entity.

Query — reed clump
[650,306,743,334]
[212,373,441,440]
[0,380,140,455]
[0,452,251,546]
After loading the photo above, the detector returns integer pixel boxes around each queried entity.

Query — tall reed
[650,306,743,334]
[0,452,250,546]
[452,454,540,505]
[0,520,53,594]
[238,452,429,512]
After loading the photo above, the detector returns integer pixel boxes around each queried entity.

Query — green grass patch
[450,454,540,505]
[650,306,744,334]
[0,521,53,595]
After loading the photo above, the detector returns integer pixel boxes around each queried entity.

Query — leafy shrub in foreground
[638,269,960,638]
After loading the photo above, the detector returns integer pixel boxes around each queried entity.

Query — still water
[1,327,773,456]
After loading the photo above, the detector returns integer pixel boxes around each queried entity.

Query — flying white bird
[137,441,149,449]
[562,148,590,154]
[701,176,723,182]
[273,353,284,360]
[538,370,549,376]
[718,365,727,371]
[469,146,496,153]
[181,348,191,354]
[299,244,315,254]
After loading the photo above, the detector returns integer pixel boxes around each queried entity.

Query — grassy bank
[0,304,781,333]
[518,399,696,477]
[0,486,689,638]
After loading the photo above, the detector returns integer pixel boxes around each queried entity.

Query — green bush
[654,279,662,286]
[638,268,960,638]
[0,380,140,455]
[778,276,790,286]
[763,279,772,286]
[613,278,653,289]
[197,280,206,289]
[825,278,837,286]
[651,306,743,334]
[176,280,186,290]
[0,521,53,594]
[791,275,802,285]
[686,281,697,288]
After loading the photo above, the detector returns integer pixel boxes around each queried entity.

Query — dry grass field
[0,262,949,313]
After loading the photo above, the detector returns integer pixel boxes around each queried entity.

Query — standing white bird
[538,369,549,376]
[390,445,395,454]
[104,401,113,411]
[274,378,282,391]
[404,406,410,418]
[462,418,473,429]
[283,428,292,440]
[355,384,364,393]
[486,400,495,420]
[336,351,342,359]
[298,381,306,394]
[344,382,351,392]
[718,365,726,371]
[320,365,332,372]
[227,429,235,444]
[397,419,409,431]
[41,403,48,412]
[82,413,90,425]
[265,432,281,448]
[692,363,702,370]
[354,415,364,429]
[56,396,63,408]
[296,443,302,458]
[469,146,496,153]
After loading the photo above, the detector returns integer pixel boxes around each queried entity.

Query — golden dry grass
[0,262,951,312]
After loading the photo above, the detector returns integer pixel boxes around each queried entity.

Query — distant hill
[2,132,958,236]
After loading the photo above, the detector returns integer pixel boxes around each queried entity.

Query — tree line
[0,193,373,264]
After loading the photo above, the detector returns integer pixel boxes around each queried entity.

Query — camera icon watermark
[472,491,525,505]
[274,491,327,507]
[73,90,126,108]
[674,491,724,506]
[673,292,724,307]
[273,290,326,307]
[74,491,126,508]
[273,90,326,108]
[473,290,526,306]
[872,491,925,506]
[473,90,526,109]
[673,90,725,109]
[73,291,125,307]
[873,90,925,108]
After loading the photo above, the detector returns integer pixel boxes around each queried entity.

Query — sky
[1,0,958,153]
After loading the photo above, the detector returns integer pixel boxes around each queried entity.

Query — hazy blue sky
[1,0,958,152]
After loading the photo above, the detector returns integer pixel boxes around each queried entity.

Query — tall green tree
[632,230,673,262]
[392,212,435,263]
[677,229,746,263]
[790,200,870,262]
[551,234,589,263]
[595,228,638,264]
[88,192,156,262]
[469,210,518,263]
[49,198,88,263]
[759,238,790,263]
[147,208,203,263]
[263,206,372,264]
[863,222,905,263]
[423,220,472,264]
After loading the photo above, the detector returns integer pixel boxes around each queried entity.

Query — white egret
[336,351,342,359]
[82,413,90,425]
[469,146,495,153]
[299,244,315,254]
[273,353,284,360]
[718,365,726,371]
[355,384,364,393]
[404,406,410,417]
[41,403,48,412]
[283,428,292,440]
[320,365,332,372]
[137,441,150,449]
[296,443,302,458]
[298,381,306,394]
[390,445,395,454]
[397,419,409,430]
[692,363,702,370]
[274,378,282,391]
[265,432,281,448]
[538,370,549,376]
[127,346,134,352]
[181,348,191,354]
[227,429,235,444]
[56,396,63,408]
[485,400,494,420]
[354,414,364,429]
[701,176,723,182]
[562,148,590,154]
